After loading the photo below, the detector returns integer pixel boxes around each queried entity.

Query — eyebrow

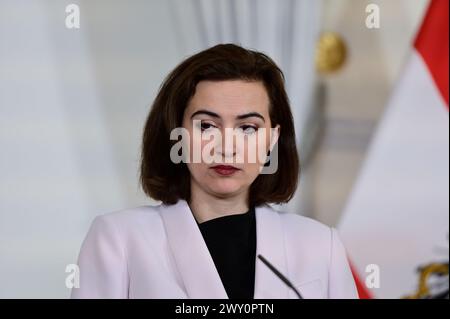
[236,112,266,122]
[190,109,265,122]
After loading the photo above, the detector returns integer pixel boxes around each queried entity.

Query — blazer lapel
[159,199,228,299]
[254,205,290,299]
[159,200,291,299]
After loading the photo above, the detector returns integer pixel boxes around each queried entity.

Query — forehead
[187,80,270,115]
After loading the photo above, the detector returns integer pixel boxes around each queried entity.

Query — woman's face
[181,80,280,199]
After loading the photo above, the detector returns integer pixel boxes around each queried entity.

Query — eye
[198,121,218,132]
[239,125,258,135]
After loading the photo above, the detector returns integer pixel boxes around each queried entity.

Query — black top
[196,206,256,299]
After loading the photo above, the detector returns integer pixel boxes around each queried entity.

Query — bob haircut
[140,43,299,207]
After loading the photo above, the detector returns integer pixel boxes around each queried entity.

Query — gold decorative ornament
[404,262,449,299]
[315,32,347,74]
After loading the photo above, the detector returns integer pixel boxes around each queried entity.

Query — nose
[216,128,237,159]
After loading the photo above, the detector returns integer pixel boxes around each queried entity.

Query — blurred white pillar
[0,0,124,297]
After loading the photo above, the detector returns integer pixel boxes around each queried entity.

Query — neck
[188,181,249,224]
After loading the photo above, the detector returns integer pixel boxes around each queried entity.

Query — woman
[71,44,358,299]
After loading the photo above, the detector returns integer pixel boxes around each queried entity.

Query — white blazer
[71,199,358,299]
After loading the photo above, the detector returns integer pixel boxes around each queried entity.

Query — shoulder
[88,204,165,237]
[271,207,358,298]
[262,205,336,254]
[95,204,161,222]
[265,205,332,239]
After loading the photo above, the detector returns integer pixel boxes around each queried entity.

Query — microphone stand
[257,254,303,299]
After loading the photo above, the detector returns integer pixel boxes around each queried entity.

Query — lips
[211,165,240,176]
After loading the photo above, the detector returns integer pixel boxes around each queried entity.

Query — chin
[207,181,244,197]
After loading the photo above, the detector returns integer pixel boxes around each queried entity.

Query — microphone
[257,254,303,299]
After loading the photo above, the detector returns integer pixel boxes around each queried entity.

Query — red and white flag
[339,0,449,298]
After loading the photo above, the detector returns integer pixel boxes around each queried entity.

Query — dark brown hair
[140,43,299,207]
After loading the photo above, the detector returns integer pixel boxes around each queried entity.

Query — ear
[268,124,280,152]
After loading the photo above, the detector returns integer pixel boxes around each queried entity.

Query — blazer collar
[159,199,290,299]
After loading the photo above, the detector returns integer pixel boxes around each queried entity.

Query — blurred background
[0,0,447,298]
